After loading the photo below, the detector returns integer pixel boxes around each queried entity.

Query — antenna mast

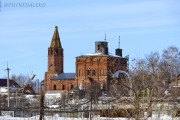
[118,36,120,48]
[104,33,106,41]
[5,62,10,107]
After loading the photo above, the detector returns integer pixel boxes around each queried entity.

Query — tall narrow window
[87,68,90,76]
[53,85,56,90]
[79,69,81,76]
[97,44,100,50]
[70,85,74,90]
[92,69,96,76]
[62,85,65,90]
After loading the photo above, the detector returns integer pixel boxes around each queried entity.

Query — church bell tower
[44,26,64,91]
[48,26,64,73]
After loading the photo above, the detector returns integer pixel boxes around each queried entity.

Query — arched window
[86,68,91,76]
[53,85,56,90]
[92,69,96,76]
[70,85,74,90]
[62,84,65,90]
[55,50,58,55]
[79,69,81,76]
[97,44,100,50]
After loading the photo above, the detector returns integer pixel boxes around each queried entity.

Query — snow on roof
[114,70,130,78]
[84,52,104,56]
[79,52,122,58]
[109,54,123,58]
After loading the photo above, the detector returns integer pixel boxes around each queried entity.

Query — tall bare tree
[107,46,180,119]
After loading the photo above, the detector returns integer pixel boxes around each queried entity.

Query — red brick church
[43,26,128,92]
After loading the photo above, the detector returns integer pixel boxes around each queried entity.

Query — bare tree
[110,46,180,119]
[159,46,180,86]
[11,74,29,87]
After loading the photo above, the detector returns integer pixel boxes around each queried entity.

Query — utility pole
[5,63,10,107]
[38,79,39,94]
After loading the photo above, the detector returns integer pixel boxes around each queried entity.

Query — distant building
[43,26,128,92]
[0,78,20,88]
[44,26,76,92]
[76,41,128,90]
[0,78,21,93]
[170,74,180,96]
[170,74,180,87]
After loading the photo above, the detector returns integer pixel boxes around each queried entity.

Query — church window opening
[97,44,100,50]
[79,69,81,76]
[92,69,96,76]
[86,68,91,76]
[70,85,74,90]
[55,50,58,55]
[53,85,56,90]
[62,84,65,90]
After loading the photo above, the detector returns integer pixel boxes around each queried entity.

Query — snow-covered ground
[0,115,179,120]
[0,87,8,94]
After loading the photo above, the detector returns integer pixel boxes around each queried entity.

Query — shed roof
[0,78,21,88]
[50,73,76,80]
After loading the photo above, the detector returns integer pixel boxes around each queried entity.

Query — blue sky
[0,0,179,81]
